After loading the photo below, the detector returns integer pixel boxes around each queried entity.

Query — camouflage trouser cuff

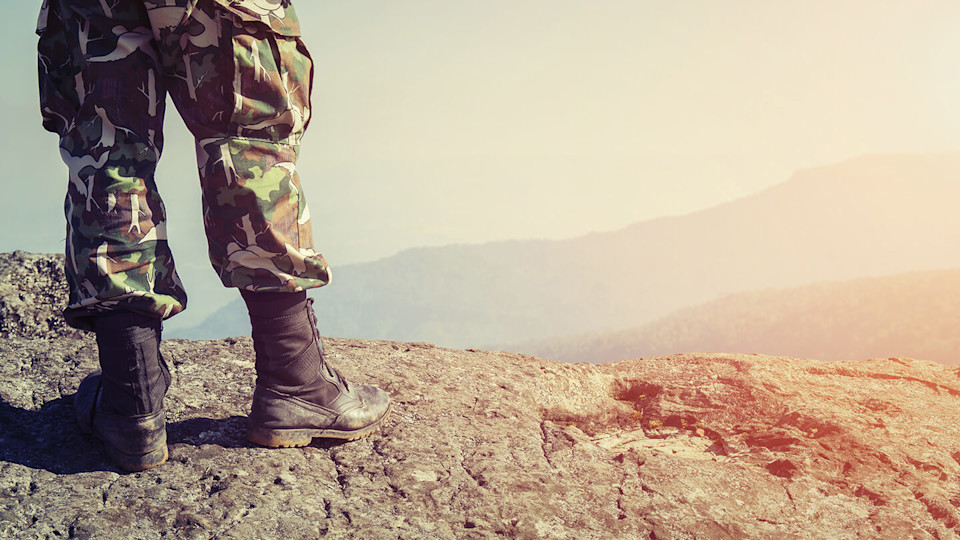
[197,137,331,292]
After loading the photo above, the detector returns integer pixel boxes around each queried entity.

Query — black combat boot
[241,290,391,448]
[74,311,170,472]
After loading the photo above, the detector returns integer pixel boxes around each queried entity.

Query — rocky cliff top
[1,253,959,539]
[0,251,80,340]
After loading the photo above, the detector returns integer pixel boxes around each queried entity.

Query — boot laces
[307,298,350,392]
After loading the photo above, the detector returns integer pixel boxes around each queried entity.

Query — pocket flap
[214,0,301,36]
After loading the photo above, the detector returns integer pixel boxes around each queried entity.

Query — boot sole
[247,405,391,448]
[109,445,169,472]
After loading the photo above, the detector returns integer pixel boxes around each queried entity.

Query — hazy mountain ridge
[520,268,960,366]
[186,153,960,349]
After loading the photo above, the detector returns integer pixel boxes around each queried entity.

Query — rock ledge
[1,253,958,539]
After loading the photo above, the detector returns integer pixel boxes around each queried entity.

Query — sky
[2,1,958,332]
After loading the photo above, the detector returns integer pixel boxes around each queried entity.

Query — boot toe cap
[339,384,390,430]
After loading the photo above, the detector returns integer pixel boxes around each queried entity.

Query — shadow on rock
[167,415,250,448]
[0,397,112,474]
[0,396,268,473]
[168,415,353,451]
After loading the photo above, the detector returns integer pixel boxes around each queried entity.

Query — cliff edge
[1,253,959,539]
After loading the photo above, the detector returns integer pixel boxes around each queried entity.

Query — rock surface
[0,251,80,340]
[1,253,959,539]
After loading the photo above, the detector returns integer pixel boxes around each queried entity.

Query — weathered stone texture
[1,253,959,538]
[0,251,79,340]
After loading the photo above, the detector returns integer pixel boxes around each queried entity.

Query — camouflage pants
[37,0,330,330]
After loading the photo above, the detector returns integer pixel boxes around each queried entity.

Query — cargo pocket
[36,0,80,136]
[217,1,312,143]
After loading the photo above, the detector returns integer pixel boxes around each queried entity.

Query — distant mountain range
[188,153,960,352]
[517,268,960,366]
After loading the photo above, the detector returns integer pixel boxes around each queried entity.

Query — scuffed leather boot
[74,312,170,472]
[242,291,391,448]
[75,371,168,472]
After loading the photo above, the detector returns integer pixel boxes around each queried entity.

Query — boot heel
[75,372,169,472]
[108,445,169,472]
[247,426,315,448]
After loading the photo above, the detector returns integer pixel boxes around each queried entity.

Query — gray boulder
[0,251,80,340]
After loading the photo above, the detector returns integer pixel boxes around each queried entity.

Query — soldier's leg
[38,0,187,327]
[146,0,328,292]
[37,0,176,471]
[147,0,390,445]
